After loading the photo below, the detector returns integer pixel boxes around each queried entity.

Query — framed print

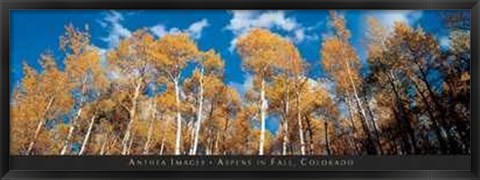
[1,0,479,179]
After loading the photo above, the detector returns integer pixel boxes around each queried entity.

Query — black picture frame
[1,0,479,179]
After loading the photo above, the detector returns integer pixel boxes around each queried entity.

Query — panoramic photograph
[10,10,470,156]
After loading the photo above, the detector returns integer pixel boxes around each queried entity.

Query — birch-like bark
[60,76,88,155]
[259,78,267,155]
[324,122,331,155]
[345,97,361,155]
[121,80,142,155]
[143,113,155,155]
[60,107,82,155]
[282,120,289,155]
[191,68,204,155]
[27,97,55,155]
[339,39,377,154]
[174,79,182,155]
[78,115,96,155]
[296,91,306,155]
[159,137,165,155]
[127,135,134,155]
[282,79,290,156]
[345,57,370,134]
[99,134,107,155]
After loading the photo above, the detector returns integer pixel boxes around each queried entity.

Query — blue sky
[10,10,467,134]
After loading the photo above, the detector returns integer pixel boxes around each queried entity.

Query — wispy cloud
[150,19,210,39]
[99,11,210,48]
[187,19,209,39]
[229,73,254,96]
[150,24,169,38]
[226,10,318,52]
[439,36,451,49]
[374,10,423,28]
[98,11,132,48]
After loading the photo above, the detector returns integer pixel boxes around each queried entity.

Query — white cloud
[99,12,209,48]
[98,10,132,48]
[150,24,168,38]
[294,29,305,42]
[440,36,451,49]
[226,10,318,51]
[149,19,210,39]
[229,73,254,96]
[375,10,423,28]
[227,11,298,34]
[187,19,210,39]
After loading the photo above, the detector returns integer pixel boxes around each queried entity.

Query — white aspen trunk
[100,134,107,155]
[61,76,88,155]
[294,76,306,156]
[259,78,267,156]
[143,101,156,155]
[192,68,204,155]
[206,147,211,155]
[78,115,96,155]
[188,122,195,155]
[339,39,378,154]
[27,97,55,155]
[121,80,142,155]
[159,137,165,155]
[127,135,134,155]
[60,108,82,155]
[143,119,155,155]
[282,121,289,155]
[174,79,182,155]
[214,132,220,155]
[296,91,306,156]
[344,95,360,153]
[282,80,290,156]
[342,42,370,134]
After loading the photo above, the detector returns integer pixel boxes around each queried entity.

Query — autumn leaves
[11,11,470,156]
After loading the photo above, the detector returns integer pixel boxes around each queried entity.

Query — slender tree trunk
[127,135,134,155]
[214,131,220,155]
[121,80,142,155]
[60,108,82,155]
[259,78,267,155]
[143,101,156,155]
[345,90,376,154]
[345,97,361,155]
[79,115,96,155]
[345,61,377,154]
[27,97,55,155]
[60,76,88,155]
[324,122,331,155]
[296,91,306,155]
[100,134,108,155]
[192,68,204,155]
[363,95,384,155]
[337,38,377,155]
[159,137,165,155]
[415,63,460,153]
[187,122,194,154]
[386,71,419,154]
[203,102,216,156]
[143,119,155,155]
[304,115,315,155]
[221,113,230,154]
[282,79,290,155]
[410,77,449,154]
[174,79,182,155]
[282,117,289,155]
